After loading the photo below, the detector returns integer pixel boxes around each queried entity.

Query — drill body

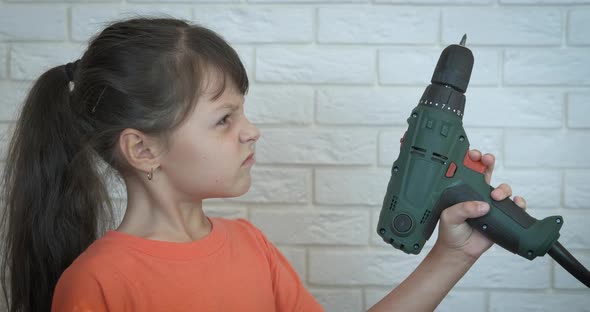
[377,40,563,260]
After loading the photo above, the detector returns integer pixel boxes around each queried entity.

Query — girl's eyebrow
[215,102,239,112]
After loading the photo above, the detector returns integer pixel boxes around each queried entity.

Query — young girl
[0,17,525,312]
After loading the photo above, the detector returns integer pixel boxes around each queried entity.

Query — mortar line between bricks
[496,3,588,7]
[304,244,310,284]
[313,7,318,44]
[561,8,569,48]
[486,287,588,294]
[312,88,318,125]
[252,47,257,82]
[498,49,504,87]
[560,170,566,217]
[374,48,379,87]
[310,167,315,208]
[561,92,570,130]
[501,129,512,174]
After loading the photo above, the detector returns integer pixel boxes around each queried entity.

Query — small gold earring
[147,167,154,181]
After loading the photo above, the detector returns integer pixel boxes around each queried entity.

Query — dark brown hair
[0,17,248,312]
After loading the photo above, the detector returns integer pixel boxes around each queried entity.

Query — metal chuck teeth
[460,34,467,46]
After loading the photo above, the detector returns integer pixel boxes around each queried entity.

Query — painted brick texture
[1,1,589,312]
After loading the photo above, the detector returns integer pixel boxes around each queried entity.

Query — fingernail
[479,203,490,213]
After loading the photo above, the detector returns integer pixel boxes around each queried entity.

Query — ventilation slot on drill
[410,146,427,157]
[431,153,448,164]
[389,196,398,211]
[420,210,431,224]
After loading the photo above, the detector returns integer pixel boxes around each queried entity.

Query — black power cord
[547,241,590,288]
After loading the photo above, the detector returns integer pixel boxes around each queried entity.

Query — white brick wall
[315,168,389,205]
[257,47,376,84]
[246,86,314,124]
[490,293,590,312]
[504,49,590,85]
[318,8,438,44]
[257,129,377,164]
[505,130,590,168]
[10,43,85,80]
[0,5,67,41]
[569,9,590,45]
[233,167,310,203]
[1,1,589,311]
[195,8,314,43]
[442,8,562,45]
[568,93,590,128]
[564,170,590,209]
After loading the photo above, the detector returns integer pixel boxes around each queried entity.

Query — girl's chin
[210,181,252,199]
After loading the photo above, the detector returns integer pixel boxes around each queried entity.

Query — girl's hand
[434,150,527,261]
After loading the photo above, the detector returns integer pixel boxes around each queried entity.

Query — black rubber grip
[425,183,561,258]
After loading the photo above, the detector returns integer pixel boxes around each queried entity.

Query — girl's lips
[242,153,255,166]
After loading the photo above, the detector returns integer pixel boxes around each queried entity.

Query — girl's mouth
[242,153,255,166]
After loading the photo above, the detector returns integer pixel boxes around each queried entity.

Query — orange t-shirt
[52,218,324,312]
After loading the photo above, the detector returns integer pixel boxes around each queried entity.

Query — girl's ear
[118,128,163,173]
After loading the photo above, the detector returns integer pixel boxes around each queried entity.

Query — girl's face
[159,77,260,200]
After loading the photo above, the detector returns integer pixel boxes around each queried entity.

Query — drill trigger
[463,151,486,174]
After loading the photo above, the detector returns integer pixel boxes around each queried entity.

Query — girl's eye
[218,114,230,126]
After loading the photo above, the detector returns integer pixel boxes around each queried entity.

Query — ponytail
[0,65,113,312]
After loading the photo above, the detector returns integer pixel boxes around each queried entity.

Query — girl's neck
[116,175,211,243]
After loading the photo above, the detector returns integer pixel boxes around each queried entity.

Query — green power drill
[377,35,590,288]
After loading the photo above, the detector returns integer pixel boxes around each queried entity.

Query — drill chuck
[419,35,473,121]
[431,34,474,93]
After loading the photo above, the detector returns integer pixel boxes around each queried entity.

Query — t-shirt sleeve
[238,219,325,312]
[52,261,133,312]
[52,268,110,312]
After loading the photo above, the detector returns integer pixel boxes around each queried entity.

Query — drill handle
[430,183,563,260]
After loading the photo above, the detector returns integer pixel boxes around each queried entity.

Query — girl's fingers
[514,196,527,210]
[482,153,495,184]
[440,201,490,226]
[491,183,512,200]
[468,149,481,161]
[468,150,495,184]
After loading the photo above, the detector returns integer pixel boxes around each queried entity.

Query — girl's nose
[240,119,260,144]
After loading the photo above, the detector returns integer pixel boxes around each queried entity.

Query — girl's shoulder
[218,217,282,261]
[52,233,134,308]
[58,231,132,281]
[218,217,272,245]
[219,217,263,234]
